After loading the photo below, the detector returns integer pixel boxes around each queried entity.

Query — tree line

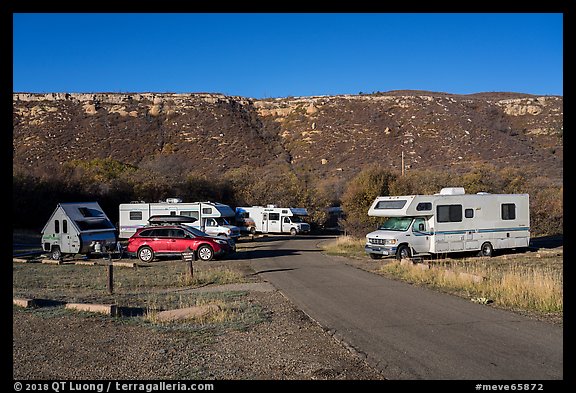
[13,158,562,238]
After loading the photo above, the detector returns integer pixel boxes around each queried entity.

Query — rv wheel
[479,242,494,257]
[50,246,62,260]
[396,245,411,260]
[290,228,297,236]
[137,246,154,263]
[250,227,256,235]
[197,244,214,261]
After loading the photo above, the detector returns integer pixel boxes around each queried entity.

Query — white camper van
[236,205,310,235]
[41,202,118,260]
[119,199,240,240]
[364,187,530,259]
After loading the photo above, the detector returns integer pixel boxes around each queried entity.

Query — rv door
[411,217,431,254]
[262,213,268,233]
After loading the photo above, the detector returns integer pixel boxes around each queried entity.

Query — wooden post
[107,264,114,294]
[182,247,195,280]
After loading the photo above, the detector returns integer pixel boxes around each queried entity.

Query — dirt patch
[13,290,385,380]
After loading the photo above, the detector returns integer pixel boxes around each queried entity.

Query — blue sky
[12,13,563,98]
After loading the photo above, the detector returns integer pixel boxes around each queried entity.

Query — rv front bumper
[365,245,397,256]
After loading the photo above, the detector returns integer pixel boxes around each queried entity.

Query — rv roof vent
[266,204,278,208]
[166,198,182,203]
[439,187,466,195]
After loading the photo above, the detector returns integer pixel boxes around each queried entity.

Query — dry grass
[321,236,563,316]
[12,261,247,309]
[321,235,367,258]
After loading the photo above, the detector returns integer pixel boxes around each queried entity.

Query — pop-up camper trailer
[365,187,530,259]
[41,202,117,260]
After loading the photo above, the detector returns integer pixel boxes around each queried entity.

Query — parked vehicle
[41,202,117,260]
[119,199,240,240]
[365,187,530,259]
[235,205,310,235]
[126,224,235,262]
[233,210,257,235]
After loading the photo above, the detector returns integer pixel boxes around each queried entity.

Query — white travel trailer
[236,205,310,235]
[41,202,117,260]
[119,199,240,240]
[364,187,530,259]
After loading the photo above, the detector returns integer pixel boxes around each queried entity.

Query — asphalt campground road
[242,235,563,380]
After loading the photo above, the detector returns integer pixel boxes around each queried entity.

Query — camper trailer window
[501,204,516,220]
[54,220,60,234]
[269,213,280,220]
[465,209,474,218]
[202,208,212,214]
[63,220,68,233]
[375,200,407,209]
[416,202,432,211]
[78,207,102,217]
[437,205,462,223]
[130,211,143,220]
[75,219,115,231]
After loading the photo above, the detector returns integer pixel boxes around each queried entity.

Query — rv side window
[465,209,474,218]
[282,210,288,214]
[437,205,462,222]
[501,204,516,220]
[130,211,143,220]
[54,220,60,234]
[202,208,212,214]
[269,213,280,220]
[375,200,407,209]
[416,202,432,211]
[284,217,290,223]
[181,211,200,220]
[63,220,68,233]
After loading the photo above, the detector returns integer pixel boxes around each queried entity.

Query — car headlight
[215,239,228,245]
[385,239,397,245]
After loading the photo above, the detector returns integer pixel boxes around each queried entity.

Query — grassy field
[321,236,563,319]
[12,256,270,333]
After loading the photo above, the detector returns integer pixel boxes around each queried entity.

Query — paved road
[244,235,563,380]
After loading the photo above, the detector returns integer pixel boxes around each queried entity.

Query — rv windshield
[214,217,230,225]
[290,216,305,223]
[378,217,414,231]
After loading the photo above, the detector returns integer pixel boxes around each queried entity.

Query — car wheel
[290,228,297,236]
[250,227,256,235]
[369,253,383,260]
[197,244,214,261]
[396,244,411,260]
[479,242,494,257]
[50,246,62,260]
[138,246,154,263]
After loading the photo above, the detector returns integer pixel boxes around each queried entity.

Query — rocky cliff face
[13,91,563,182]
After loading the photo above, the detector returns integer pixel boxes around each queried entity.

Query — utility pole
[401,151,405,176]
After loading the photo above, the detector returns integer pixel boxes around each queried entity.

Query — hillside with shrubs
[13,91,562,236]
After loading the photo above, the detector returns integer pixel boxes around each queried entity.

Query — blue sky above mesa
[12,13,563,98]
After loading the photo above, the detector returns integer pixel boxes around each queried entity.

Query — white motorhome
[236,205,310,235]
[41,202,117,260]
[364,187,530,259]
[119,199,240,240]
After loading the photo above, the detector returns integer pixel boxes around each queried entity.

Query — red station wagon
[127,224,235,262]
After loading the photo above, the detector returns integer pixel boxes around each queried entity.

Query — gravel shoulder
[13,284,386,380]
